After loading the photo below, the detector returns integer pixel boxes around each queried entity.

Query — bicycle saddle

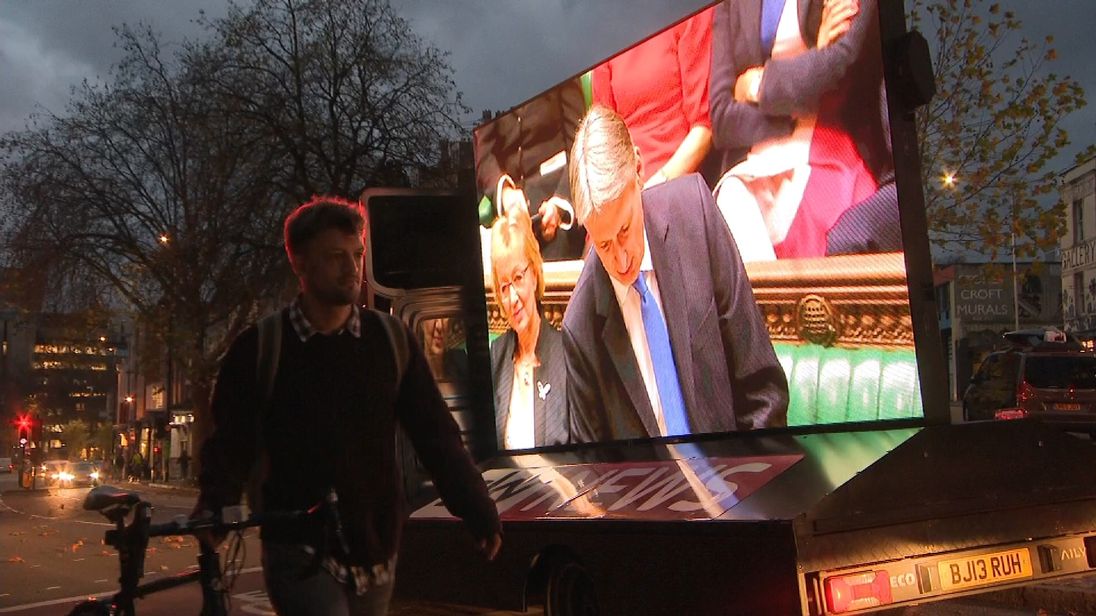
[83,485,142,512]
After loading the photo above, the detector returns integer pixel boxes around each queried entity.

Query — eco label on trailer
[412,455,803,521]
[936,548,1033,592]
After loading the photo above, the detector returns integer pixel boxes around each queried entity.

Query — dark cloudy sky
[1,0,1093,170]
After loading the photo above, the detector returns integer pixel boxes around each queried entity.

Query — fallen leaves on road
[161,536,186,550]
[7,556,25,563]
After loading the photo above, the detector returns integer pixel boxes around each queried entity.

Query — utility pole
[1011,229,1020,331]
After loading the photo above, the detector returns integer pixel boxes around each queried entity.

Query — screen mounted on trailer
[473,0,922,452]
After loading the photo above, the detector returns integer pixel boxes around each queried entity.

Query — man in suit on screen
[563,105,788,443]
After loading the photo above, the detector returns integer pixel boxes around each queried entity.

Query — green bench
[775,343,921,426]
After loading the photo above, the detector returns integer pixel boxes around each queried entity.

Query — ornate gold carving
[796,295,839,346]
[485,253,916,348]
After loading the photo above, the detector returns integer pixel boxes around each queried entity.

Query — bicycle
[67,484,347,616]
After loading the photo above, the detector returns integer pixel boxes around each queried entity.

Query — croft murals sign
[954,271,1016,323]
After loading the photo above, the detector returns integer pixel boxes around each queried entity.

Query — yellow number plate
[937,548,1032,592]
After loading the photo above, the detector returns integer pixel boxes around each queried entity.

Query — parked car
[0,457,12,474]
[963,331,1096,432]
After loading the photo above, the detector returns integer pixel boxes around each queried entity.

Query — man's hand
[476,532,503,561]
[190,508,226,551]
[734,66,765,104]
[818,0,859,48]
[537,199,562,242]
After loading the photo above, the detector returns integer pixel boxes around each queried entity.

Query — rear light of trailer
[823,570,893,613]
[994,408,1029,420]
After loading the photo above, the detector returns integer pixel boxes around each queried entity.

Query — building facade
[1061,153,1096,336]
[935,261,1063,400]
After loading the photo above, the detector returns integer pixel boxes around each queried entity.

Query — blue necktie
[760,0,787,60]
[633,272,690,436]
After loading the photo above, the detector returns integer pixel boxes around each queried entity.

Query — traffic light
[15,414,32,441]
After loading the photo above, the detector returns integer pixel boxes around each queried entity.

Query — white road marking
[44,586,61,591]
[0,493,111,526]
[94,579,109,583]
[0,568,264,613]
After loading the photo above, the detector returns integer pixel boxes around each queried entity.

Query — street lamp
[122,394,134,424]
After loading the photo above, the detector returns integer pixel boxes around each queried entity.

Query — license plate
[937,548,1032,592]
[1054,403,1082,411]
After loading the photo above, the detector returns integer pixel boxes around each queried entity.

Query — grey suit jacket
[491,318,569,448]
[562,174,789,443]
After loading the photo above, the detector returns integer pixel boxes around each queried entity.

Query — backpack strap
[247,311,283,513]
[256,312,283,406]
[374,310,410,391]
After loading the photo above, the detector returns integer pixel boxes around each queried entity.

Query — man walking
[194,196,501,615]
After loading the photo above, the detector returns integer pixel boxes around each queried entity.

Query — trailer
[358,1,1096,614]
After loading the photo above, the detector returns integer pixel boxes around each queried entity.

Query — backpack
[244,308,410,513]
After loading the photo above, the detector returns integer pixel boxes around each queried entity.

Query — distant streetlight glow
[125,395,135,404]
[942,172,956,188]
[158,233,170,244]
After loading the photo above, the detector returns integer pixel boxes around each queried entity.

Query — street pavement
[2,469,1094,615]
[0,473,529,615]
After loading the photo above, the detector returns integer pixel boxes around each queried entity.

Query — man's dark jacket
[197,309,500,567]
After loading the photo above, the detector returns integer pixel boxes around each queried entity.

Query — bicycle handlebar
[146,508,310,539]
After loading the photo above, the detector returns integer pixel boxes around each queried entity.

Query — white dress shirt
[505,363,536,449]
[608,228,670,437]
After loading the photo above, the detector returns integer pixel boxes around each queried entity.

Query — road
[0,470,1083,615]
[0,473,528,615]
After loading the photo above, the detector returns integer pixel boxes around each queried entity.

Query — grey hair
[569,105,638,225]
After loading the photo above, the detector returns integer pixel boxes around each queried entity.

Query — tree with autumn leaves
[0,0,467,473]
[909,0,1087,263]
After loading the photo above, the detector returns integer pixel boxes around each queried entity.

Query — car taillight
[1017,380,1035,404]
[824,570,894,613]
[995,408,1029,420]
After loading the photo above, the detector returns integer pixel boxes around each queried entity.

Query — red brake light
[994,408,1029,420]
[1017,380,1035,404]
[824,570,894,613]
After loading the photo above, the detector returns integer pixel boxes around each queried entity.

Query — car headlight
[90,471,100,480]
[59,472,74,481]
[51,472,60,479]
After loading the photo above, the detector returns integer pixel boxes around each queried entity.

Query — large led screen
[475,0,922,451]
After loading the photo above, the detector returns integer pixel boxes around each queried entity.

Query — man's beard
[312,282,359,306]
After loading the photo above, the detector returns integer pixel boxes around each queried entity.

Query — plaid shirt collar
[288,296,361,342]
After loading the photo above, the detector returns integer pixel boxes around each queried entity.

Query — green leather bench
[775,343,921,426]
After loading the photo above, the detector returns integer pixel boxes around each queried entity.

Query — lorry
[358,1,1096,614]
